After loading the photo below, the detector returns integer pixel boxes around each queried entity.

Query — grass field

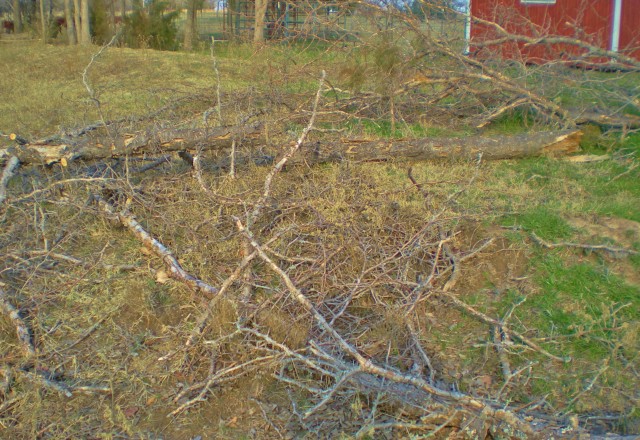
[0,36,639,439]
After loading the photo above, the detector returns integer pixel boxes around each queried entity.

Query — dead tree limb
[296,129,582,164]
[1,128,582,167]
[0,156,20,205]
[571,111,640,130]
[93,195,218,298]
[439,291,571,363]
[0,289,36,359]
[21,370,111,397]
[469,15,640,70]
[530,231,639,256]
[249,70,326,225]
[1,124,263,166]
[234,217,542,437]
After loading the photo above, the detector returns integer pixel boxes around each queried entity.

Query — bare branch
[0,156,20,205]
[0,289,35,359]
[93,195,219,298]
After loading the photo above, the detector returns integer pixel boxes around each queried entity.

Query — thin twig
[248,70,326,226]
[440,291,571,363]
[493,325,512,381]
[303,369,359,419]
[234,217,537,436]
[58,311,116,352]
[530,231,638,256]
[11,178,117,204]
[82,32,120,142]
[608,162,638,184]
[562,363,609,414]
[170,355,278,416]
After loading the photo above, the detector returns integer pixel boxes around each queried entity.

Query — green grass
[503,208,574,240]
[341,117,470,138]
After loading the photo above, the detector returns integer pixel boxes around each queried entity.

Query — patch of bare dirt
[569,216,640,247]
[569,215,640,286]
[453,223,529,293]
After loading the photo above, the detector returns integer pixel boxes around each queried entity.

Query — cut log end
[541,130,583,157]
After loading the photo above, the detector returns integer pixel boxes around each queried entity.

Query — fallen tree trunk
[1,128,582,166]
[1,125,263,166]
[300,129,582,164]
[572,111,640,130]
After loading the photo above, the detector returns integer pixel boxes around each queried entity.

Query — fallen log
[572,111,640,129]
[1,128,582,166]
[0,124,263,166]
[300,129,582,164]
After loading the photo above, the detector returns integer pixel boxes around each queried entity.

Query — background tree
[39,0,46,43]
[123,0,179,50]
[225,0,235,36]
[73,0,81,40]
[253,0,268,43]
[12,0,22,32]
[80,0,91,44]
[91,0,112,43]
[183,0,203,50]
[64,0,77,43]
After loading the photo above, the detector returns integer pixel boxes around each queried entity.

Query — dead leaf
[473,375,493,389]
[156,270,170,284]
[123,406,139,418]
[139,247,152,256]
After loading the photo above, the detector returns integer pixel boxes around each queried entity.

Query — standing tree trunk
[183,0,198,51]
[120,0,126,21]
[65,0,78,44]
[225,0,235,37]
[80,0,91,45]
[73,0,82,40]
[12,0,22,33]
[39,0,47,44]
[109,0,116,33]
[253,0,268,43]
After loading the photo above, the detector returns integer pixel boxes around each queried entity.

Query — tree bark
[572,111,640,129]
[1,129,582,166]
[73,0,82,41]
[12,0,22,33]
[183,0,198,50]
[253,0,268,43]
[39,0,47,44]
[80,0,91,45]
[64,0,77,44]
[109,0,116,33]
[225,0,235,36]
[298,130,582,164]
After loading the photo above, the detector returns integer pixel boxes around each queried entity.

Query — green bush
[123,0,179,50]
[90,0,113,44]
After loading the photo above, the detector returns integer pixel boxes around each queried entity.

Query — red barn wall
[470,0,640,63]
[620,0,640,59]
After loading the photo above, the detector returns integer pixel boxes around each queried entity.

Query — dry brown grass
[0,35,639,439]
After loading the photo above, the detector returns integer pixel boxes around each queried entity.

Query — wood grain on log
[299,130,582,164]
[1,128,582,166]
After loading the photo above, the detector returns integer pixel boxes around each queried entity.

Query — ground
[0,34,639,439]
